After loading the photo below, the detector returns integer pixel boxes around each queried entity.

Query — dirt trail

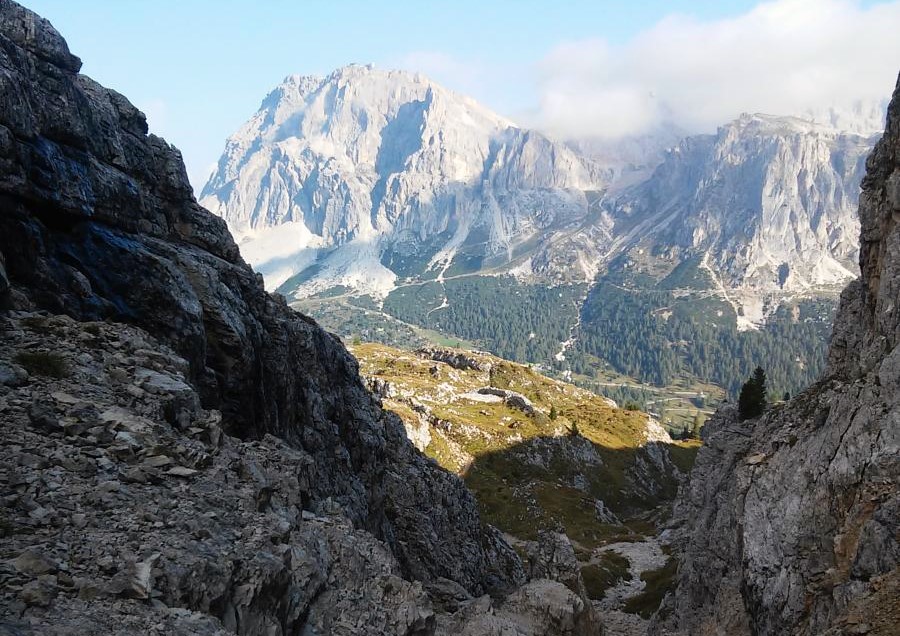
[592,536,669,636]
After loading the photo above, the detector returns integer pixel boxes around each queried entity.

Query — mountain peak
[200,65,605,296]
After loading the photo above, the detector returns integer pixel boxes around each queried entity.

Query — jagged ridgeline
[202,63,878,404]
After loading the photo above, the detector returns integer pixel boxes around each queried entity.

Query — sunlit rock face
[602,113,877,321]
[199,64,611,297]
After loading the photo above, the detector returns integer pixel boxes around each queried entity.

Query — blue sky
[22,1,900,189]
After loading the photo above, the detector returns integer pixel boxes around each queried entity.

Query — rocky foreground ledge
[0,311,601,635]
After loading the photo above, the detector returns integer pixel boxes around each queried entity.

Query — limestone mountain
[597,113,877,326]
[200,68,878,315]
[200,65,881,406]
[199,65,610,296]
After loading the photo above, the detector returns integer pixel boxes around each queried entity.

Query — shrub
[623,557,678,618]
[14,351,69,378]
[581,551,632,600]
[691,413,704,438]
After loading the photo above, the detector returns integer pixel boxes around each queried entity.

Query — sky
[23,0,900,190]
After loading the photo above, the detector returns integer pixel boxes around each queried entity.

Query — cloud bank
[533,0,900,139]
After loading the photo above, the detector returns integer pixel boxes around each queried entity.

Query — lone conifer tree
[738,366,767,420]
[691,413,704,438]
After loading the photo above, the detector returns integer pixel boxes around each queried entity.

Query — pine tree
[738,366,767,421]
[691,413,704,438]
[752,366,767,402]
[549,405,558,421]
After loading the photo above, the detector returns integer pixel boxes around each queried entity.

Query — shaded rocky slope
[652,75,900,636]
[0,2,607,633]
[0,313,437,635]
[0,311,598,635]
[352,343,700,633]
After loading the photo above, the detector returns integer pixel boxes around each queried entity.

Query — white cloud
[390,51,530,119]
[532,0,900,139]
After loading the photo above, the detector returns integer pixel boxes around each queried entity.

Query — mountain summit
[601,112,876,325]
[200,65,610,296]
[202,66,878,313]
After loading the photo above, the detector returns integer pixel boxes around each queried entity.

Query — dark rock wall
[0,0,522,595]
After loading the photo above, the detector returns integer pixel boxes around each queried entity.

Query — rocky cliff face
[0,311,601,635]
[0,2,605,633]
[199,65,609,296]
[653,76,900,636]
[199,65,878,326]
[601,113,876,324]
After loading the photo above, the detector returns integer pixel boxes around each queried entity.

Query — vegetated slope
[305,269,832,404]
[652,74,900,636]
[381,276,588,363]
[352,343,700,606]
[567,279,837,398]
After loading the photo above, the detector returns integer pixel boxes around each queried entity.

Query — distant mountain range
[200,64,885,399]
[200,65,610,296]
[599,113,874,326]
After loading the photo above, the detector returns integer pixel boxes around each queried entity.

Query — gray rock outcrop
[653,74,900,636]
[605,114,875,299]
[417,348,493,373]
[477,387,536,415]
